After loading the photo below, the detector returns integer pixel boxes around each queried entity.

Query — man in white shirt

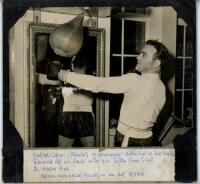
[58,40,170,147]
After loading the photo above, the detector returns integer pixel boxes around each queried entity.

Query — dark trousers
[114,130,153,147]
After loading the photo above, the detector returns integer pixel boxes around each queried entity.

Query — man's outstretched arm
[58,70,137,94]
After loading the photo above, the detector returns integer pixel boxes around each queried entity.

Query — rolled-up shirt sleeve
[66,72,137,94]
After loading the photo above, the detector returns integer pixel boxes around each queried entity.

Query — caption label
[24,149,175,182]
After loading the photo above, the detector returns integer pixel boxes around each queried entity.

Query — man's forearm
[58,70,131,94]
[67,72,102,93]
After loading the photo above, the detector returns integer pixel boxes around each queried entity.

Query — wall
[148,7,177,145]
[160,7,177,145]
[9,10,34,143]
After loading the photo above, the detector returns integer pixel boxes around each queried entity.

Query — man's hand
[58,69,67,82]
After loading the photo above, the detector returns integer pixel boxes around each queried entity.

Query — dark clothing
[43,112,58,147]
[44,85,64,113]
[114,130,153,147]
[35,84,63,147]
[43,85,63,146]
[58,112,95,139]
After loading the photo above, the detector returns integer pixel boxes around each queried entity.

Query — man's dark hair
[146,40,170,69]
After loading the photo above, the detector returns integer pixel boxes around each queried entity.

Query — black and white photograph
[3,0,196,183]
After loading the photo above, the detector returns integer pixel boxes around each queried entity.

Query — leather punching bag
[49,15,84,58]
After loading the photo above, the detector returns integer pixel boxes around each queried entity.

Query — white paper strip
[24,148,175,182]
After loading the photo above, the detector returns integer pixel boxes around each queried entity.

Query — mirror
[27,23,105,147]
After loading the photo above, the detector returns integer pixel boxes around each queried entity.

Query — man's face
[135,44,158,73]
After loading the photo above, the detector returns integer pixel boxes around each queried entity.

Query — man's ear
[153,59,161,67]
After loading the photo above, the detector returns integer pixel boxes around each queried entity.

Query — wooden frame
[26,23,106,147]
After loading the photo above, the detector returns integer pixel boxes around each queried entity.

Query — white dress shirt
[64,72,166,139]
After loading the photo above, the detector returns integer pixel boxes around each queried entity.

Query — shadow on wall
[152,52,175,146]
